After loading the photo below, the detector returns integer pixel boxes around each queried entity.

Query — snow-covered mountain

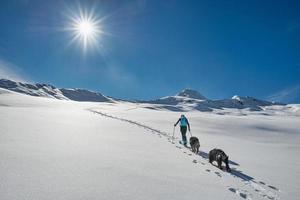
[142,89,283,112]
[0,79,284,111]
[177,89,207,100]
[0,79,112,102]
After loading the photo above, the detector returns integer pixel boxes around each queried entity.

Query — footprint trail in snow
[89,109,281,200]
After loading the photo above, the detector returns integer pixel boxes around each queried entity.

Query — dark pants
[180,126,187,145]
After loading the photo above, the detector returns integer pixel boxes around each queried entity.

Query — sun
[73,18,99,48]
[71,17,102,52]
[77,20,94,36]
[65,6,105,53]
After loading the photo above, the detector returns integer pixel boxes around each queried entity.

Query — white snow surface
[1,88,300,200]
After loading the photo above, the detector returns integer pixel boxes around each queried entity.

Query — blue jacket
[175,116,190,128]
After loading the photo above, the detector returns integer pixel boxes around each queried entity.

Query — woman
[174,114,191,146]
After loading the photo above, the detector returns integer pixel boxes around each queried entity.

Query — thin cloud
[268,85,300,104]
[287,22,300,32]
[104,64,138,90]
[0,59,31,82]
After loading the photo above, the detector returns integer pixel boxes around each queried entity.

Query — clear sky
[0,0,299,101]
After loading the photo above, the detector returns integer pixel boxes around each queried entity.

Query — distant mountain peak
[177,89,207,100]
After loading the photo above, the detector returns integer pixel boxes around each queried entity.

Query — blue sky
[0,0,299,101]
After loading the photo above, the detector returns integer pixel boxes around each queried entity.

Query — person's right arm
[174,118,180,126]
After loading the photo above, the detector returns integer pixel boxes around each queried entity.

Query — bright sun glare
[77,20,95,37]
[66,6,105,53]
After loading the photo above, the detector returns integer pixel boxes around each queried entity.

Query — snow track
[89,108,281,200]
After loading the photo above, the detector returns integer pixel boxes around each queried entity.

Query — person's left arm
[186,118,191,131]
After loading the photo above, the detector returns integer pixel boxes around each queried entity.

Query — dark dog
[189,136,200,154]
[209,148,231,172]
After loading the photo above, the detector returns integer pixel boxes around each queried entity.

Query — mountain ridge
[0,78,284,111]
[0,79,112,102]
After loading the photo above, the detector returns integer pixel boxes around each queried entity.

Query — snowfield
[1,88,300,200]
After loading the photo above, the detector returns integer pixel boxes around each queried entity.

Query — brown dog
[189,136,200,154]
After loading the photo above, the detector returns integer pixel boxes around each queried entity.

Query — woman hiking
[174,114,191,146]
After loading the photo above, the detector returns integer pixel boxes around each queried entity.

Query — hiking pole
[172,126,175,142]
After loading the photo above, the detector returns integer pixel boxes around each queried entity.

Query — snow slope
[1,88,300,200]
